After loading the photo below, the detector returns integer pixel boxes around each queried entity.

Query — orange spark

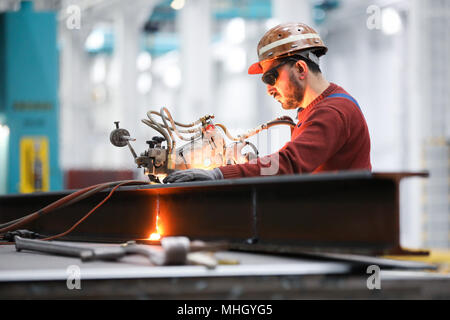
[149,232,161,241]
[148,208,163,241]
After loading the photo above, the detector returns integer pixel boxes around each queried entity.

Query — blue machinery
[0,1,62,194]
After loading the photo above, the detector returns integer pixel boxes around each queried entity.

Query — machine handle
[14,236,128,261]
[14,236,94,260]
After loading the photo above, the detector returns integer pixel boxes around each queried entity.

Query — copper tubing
[266,120,296,129]
[215,119,296,142]
[148,110,203,128]
[141,119,173,153]
[146,111,174,150]
[145,109,205,144]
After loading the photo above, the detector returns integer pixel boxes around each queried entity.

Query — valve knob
[110,121,131,147]
[152,136,165,144]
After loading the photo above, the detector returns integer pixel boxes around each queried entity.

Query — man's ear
[295,60,308,79]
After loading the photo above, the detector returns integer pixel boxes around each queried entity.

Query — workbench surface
[1,243,449,299]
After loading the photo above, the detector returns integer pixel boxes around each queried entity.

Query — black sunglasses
[261,58,298,86]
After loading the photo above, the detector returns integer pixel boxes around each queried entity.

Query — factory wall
[0,1,62,193]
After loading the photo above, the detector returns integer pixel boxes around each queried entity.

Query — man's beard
[280,73,305,109]
[281,96,301,109]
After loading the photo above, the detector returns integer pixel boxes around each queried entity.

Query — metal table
[1,243,449,299]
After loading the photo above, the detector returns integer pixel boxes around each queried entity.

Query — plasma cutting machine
[109,107,295,182]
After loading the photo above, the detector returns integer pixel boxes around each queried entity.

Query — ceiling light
[382,8,402,35]
[170,0,185,10]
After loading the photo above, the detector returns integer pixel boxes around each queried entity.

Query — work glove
[163,168,224,183]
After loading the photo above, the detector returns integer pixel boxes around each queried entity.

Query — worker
[164,22,371,183]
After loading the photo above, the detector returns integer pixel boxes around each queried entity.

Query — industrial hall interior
[0,0,449,300]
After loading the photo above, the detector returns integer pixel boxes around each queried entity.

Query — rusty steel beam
[0,171,427,255]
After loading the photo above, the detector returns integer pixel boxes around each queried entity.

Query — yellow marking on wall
[19,137,49,193]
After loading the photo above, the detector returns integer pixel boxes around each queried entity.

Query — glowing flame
[156,215,164,235]
[148,212,163,241]
[149,232,161,241]
[203,158,212,167]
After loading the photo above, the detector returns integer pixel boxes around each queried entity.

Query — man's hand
[163,168,223,183]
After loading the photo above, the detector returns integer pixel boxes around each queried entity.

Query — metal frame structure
[0,171,428,255]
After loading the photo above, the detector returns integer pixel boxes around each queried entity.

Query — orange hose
[41,181,147,241]
[0,180,148,234]
[0,184,100,233]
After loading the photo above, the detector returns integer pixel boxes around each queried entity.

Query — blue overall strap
[327,93,361,110]
[296,93,362,128]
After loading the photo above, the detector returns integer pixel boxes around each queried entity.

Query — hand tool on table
[14,236,189,266]
[14,236,230,268]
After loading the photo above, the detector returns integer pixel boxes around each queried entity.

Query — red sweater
[219,83,371,178]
